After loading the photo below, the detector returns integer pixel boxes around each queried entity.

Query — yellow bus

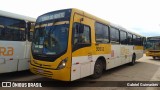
[30,8,144,81]
[146,36,160,59]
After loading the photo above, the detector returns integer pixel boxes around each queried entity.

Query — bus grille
[32,68,53,78]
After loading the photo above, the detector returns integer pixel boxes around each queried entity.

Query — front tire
[91,60,103,79]
[153,56,156,60]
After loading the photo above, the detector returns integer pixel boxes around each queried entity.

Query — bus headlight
[56,58,68,70]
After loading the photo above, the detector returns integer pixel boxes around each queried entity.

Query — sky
[0,0,160,37]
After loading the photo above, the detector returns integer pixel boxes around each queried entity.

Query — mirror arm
[80,18,84,23]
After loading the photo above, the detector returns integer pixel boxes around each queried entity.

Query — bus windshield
[146,40,160,50]
[32,24,69,55]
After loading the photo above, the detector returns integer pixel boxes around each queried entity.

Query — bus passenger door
[18,22,34,71]
[71,13,93,80]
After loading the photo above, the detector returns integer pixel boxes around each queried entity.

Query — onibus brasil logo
[2,82,42,87]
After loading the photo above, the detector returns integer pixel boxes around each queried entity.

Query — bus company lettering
[0,47,14,56]
[120,47,129,55]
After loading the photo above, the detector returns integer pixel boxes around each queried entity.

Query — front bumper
[30,64,71,81]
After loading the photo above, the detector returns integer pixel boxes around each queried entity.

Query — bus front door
[71,13,93,80]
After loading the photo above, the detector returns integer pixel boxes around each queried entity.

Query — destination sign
[40,12,65,22]
[148,37,160,41]
[37,9,71,23]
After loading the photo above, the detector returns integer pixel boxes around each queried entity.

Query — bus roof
[72,8,143,37]
[36,8,143,37]
[0,10,36,22]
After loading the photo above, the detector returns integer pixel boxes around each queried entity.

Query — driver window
[73,23,91,45]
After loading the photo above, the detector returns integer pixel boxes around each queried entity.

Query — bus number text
[96,47,104,51]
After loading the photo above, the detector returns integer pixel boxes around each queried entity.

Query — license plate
[37,69,44,73]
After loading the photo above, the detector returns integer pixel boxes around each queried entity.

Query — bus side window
[133,35,137,45]
[137,36,141,46]
[95,22,109,43]
[110,27,120,44]
[127,33,133,45]
[0,26,5,40]
[120,30,127,45]
[0,16,26,41]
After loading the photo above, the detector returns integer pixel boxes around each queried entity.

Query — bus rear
[145,36,160,59]
[0,10,35,73]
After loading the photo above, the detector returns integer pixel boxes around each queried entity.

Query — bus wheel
[130,54,136,66]
[153,56,156,60]
[91,60,103,79]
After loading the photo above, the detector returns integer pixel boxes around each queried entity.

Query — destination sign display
[148,37,160,41]
[40,12,65,22]
[37,9,71,23]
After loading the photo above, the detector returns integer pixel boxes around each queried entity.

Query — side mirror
[79,18,84,33]
[75,24,79,33]
[79,24,84,33]
[75,24,84,34]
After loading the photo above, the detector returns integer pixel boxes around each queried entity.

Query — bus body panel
[0,41,30,73]
[0,11,35,73]
[134,46,144,60]
[71,56,91,81]
[0,60,18,73]
[109,45,132,69]
[71,13,92,80]
[17,41,31,71]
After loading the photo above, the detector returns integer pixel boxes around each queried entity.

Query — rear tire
[130,54,136,66]
[153,56,156,60]
[91,60,103,79]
